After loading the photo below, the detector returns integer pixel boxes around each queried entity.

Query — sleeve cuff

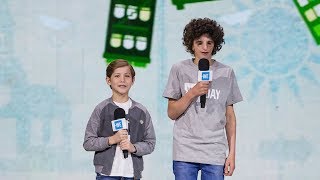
[132,144,137,154]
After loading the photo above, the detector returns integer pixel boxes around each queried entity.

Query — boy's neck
[112,94,130,103]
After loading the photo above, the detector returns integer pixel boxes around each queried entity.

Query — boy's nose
[120,76,125,82]
[202,44,208,50]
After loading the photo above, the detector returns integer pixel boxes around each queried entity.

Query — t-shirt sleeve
[162,64,182,100]
[226,69,243,106]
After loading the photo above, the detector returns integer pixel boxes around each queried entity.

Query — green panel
[103,0,156,67]
[314,24,320,36]
[293,0,320,45]
[171,0,219,10]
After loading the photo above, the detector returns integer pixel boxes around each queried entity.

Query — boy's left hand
[119,139,136,153]
[224,154,235,176]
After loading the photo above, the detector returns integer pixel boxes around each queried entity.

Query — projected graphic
[259,136,312,163]
[1,0,320,179]
[103,0,156,67]
[293,0,320,45]
[219,1,320,104]
[0,0,72,171]
[258,136,313,180]
[171,0,218,10]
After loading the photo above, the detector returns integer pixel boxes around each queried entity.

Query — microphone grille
[198,58,210,71]
[114,108,125,119]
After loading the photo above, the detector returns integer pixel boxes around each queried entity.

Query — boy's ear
[132,76,135,84]
[106,77,111,85]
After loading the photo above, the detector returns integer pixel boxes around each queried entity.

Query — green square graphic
[103,0,156,67]
[293,0,320,45]
[171,0,219,10]
[314,24,320,36]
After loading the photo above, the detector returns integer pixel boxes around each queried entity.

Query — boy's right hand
[190,81,210,98]
[108,129,128,145]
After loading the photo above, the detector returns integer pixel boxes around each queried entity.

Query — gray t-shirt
[163,59,243,165]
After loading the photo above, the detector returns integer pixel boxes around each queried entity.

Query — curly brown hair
[182,18,225,56]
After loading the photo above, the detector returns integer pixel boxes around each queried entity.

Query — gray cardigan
[83,98,156,179]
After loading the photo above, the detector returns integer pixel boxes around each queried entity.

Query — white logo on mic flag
[198,70,213,81]
[111,118,128,131]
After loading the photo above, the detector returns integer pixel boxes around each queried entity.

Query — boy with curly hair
[163,18,243,180]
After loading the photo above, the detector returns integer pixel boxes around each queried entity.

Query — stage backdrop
[1,0,320,179]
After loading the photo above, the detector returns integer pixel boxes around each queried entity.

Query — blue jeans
[173,161,224,180]
[96,173,138,180]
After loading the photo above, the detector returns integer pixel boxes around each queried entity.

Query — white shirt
[109,98,134,177]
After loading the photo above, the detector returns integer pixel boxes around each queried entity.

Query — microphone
[198,58,212,108]
[112,108,128,158]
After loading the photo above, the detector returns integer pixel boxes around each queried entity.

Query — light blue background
[1,0,320,179]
